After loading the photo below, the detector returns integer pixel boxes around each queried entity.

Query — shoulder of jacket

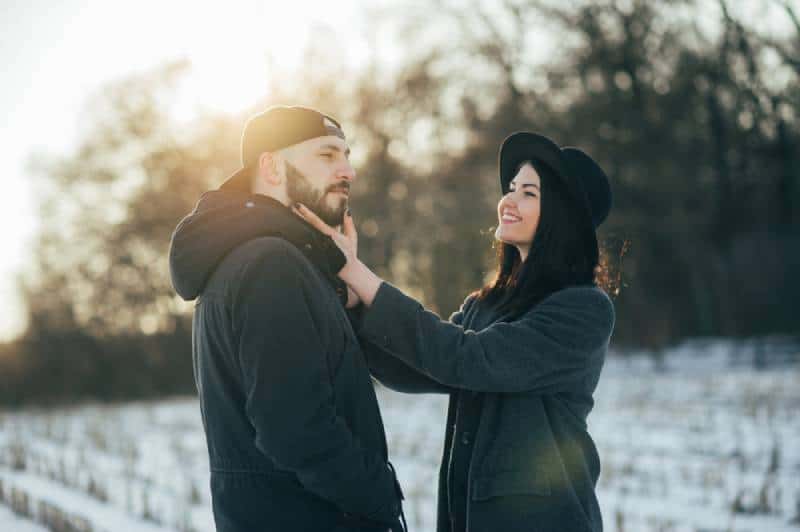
[535,285,614,319]
[547,284,610,302]
[220,237,315,299]
[227,236,308,268]
[522,286,616,348]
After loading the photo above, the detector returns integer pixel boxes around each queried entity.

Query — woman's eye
[525,192,537,197]
[320,153,333,159]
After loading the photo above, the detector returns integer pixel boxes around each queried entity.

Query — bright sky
[0,0,376,341]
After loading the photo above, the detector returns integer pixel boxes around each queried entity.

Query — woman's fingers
[343,210,358,247]
[292,203,353,259]
[291,203,335,237]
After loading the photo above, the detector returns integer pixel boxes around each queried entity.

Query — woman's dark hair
[475,158,599,318]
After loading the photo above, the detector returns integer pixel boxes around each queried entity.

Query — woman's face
[495,162,541,259]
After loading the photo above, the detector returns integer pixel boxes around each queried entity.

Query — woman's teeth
[502,213,521,223]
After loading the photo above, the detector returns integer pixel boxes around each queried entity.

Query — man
[169,106,405,532]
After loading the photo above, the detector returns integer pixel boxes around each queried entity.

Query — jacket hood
[168,189,346,301]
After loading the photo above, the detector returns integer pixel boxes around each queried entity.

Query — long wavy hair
[475,159,600,319]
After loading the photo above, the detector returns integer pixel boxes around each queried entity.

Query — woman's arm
[356,282,615,394]
[347,297,473,394]
[364,338,453,394]
[290,203,614,395]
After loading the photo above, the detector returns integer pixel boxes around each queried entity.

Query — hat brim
[499,132,566,194]
[561,147,612,228]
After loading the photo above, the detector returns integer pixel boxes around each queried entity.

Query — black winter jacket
[169,189,404,532]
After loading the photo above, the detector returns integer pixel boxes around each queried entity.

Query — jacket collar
[226,192,348,302]
[169,188,348,303]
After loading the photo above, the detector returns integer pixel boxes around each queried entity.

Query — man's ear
[257,152,282,185]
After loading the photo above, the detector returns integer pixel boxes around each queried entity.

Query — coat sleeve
[346,296,473,395]
[233,241,400,523]
[357,282,615,394]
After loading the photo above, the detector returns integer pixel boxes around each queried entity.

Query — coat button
[245,200,254,208]
[461,431,471,445]
[381,335,390,347]
[304,243,313,250]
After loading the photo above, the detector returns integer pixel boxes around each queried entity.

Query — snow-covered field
[1,342,798,532]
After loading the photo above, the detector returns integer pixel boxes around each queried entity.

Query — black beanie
[221,105,345,191]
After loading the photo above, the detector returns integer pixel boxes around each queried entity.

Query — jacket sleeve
[233,241,400,523]
[346,298,472,395]
[357,282,615,394]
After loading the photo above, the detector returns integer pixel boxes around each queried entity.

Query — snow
[0,342,798,532]
[0,504,49,532]
[0,472,174,532]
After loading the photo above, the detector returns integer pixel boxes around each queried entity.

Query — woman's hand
[291,203,358,270]
[346,286,361,309]
[291,203,383,307]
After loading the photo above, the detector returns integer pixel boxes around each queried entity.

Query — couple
[168,105,615,532]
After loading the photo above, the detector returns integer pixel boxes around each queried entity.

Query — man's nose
[338,161,356,182]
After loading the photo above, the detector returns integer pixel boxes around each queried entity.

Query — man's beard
[285,162,349,227]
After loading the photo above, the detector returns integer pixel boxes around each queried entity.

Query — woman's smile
[501,209,522,224]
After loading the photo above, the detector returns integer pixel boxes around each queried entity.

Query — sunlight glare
[174,0,359,117]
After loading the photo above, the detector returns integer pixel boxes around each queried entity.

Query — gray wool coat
[350,282,615,532]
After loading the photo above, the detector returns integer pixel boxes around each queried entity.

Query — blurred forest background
[1,0,798,405]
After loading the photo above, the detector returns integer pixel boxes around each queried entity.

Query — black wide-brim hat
[499,132,612,230]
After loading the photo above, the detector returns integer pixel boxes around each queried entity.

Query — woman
[293,132,615,532]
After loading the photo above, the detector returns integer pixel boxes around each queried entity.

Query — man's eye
[320,153,333,159]
[525,192,537,197]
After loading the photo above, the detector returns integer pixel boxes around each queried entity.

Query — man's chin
[313,207,346,227]
[319,197,348,226]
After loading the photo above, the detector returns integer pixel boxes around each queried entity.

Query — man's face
[282,136,355,226]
